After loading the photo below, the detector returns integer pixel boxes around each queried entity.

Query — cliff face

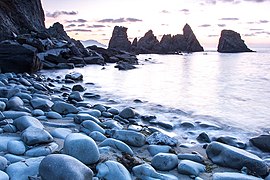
[0,0,45,41]
[218,30,253,53]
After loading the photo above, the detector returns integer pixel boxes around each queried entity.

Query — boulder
[119,107,136,119]
[217,30,253,53]
[99,138,134,155]
[39,154,93,180]
[213,172,263,180]
[21,126,53,145]
[63,133,100,164]
[6,156,44,180]
[151,153,178,171]
[0,171,9,180]
[183,24,204,52]
[148,145,172,156]
[30,97,53,111]
[50,128,72,139]
[137,30,161,54]
[108,26,131,51]
[250,135,270,152]
[146,132,178,146]
[13,115,44,131]
[7,140,26,155]
[25,142,58,157]
[0,44,42,73]
[80,120,105,134]
[0,156,7,171]
[0,0,45,41]
[51,101,79,115]
[177,160,205,176]
[110,130,146,147]
[96,160,132,180]
[206,142,268,176]
[6,96,24,111]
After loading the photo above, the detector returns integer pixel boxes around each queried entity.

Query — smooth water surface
[41,49,270,134]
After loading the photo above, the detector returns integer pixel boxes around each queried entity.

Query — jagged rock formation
[183,24,204,52]
[108,24,204,54]
[108,26,131,51]
[0,0,45,41]
[218,30,253,53]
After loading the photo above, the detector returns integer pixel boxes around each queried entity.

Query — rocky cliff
[0,0,45,41]
[218,30,253,53]
[108,24,204,54]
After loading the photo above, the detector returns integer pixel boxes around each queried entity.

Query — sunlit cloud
[161,10,170,13]
[46,10,78,18]
[219,18,239,21]
[65,24,76,28]
[66,29,92,32]
[199,24,211,27]
[250,28,264,31]
[87,25,106,28]
[97,18,142,23]
[78,24,85,27]
[217,24,226,27]
[66,19,87,23]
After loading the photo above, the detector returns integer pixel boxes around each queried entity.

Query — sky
[41,0,270,48]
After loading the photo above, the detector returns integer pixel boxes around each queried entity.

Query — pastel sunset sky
[41,0,270,48]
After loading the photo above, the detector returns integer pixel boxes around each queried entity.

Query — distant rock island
[108,24,204,54]
[218,30,253,53]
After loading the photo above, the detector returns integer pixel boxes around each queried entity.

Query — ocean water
[41,48,270,138]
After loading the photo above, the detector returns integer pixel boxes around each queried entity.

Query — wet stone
[146,132,178,146]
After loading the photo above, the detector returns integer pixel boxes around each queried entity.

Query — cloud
[161,10,170,13]
[78,24,85,27]
[243,33,256,36]
[255,31,270,35]
[260,20,269,23]
[250,28,264,31]
[247,20,269,24]
[179,8,190,15]
[46,11,78,18]
[219,18,239,21]
[202,0,269,4]
[88,25,106,28]
[66,29,92,32]
[199,24,211,27]
[217,24,226,27]
[65,24,76,28]
[97,18,142,23]
[66,19,88,23]
[208,34,219,37]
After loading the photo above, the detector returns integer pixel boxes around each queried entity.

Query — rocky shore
[0,71,269,180]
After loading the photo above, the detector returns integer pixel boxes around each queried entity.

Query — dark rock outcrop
[217,30,253,53]
[0,44,42,73]
[108,24,204,54]
[108,26,131,51]
[183,24,204,52]
[0,0,45,41]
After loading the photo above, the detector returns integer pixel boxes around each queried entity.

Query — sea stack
[183,24,204,52]
[108,26,131,51]
[217,30,253,53]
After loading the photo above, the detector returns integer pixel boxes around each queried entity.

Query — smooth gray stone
[4,154,25,164]
[99,138,134,155]
[79,109,101,117]
[3,111,30,119]
[46,111,62,119]
[31,109,45,116]
[110,130,146,147]
[93,104,107,112]
[119,107,135,119]
[50,128,72,139]
[215,136,246,149]
[96,160,132,180]
[146,132,178,146]
[64,133,100,164]
[151,153,178,171]
[6,96,24,111]
[133,163,179,180]
[65,72,83,81]
[180,121,195,128]
[68,91,83,102]
[80,120,105,134]
[42,121,76,128]
[0,156,7,171]
[25,142,58,157]
[52,101,79,115]
[196,132,211,143]
[30,98,53,111]
[206,142,268,176]
[0,101,6,111]
[0,170,9,180]
[107,108,119,115]
[6,156,44,180]
[177,153,205,164]
[0,134,20,151]
[102,111,113,118]
[250,135,270,152]
[39,154,93,180]
[177,160,205,176]
[0,112,5,121]
[74,113,100,124]
[14,92,32,101]
[89,131,107,142]
[18,77,31,86]
[21,126,53,146]
[72,84,85,92]
[7,140,26,155]
[2,124,17,133]
[148,145,172,156]
[13,115,44,131]
[103,120,123,130]
[33,83,47,91]
[213,172,263,180]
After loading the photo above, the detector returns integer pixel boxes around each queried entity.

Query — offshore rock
[183,24,204,52]
[0,0,45,41]
[108,26,131,51]
[217,30,253,53]
[136,30,161,54]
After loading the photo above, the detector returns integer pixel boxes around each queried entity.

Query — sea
[40,47,270,140]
